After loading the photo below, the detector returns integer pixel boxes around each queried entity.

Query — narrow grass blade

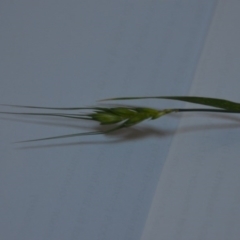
[102,96,240,111]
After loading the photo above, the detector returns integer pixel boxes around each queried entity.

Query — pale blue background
[0,1,217,240]
[142,1,240,239]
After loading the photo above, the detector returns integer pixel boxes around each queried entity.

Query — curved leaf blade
[102,96,240,111]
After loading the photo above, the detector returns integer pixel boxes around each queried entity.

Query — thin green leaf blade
[102,96,240,111]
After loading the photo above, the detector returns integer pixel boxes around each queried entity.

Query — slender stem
[177,108,240,113]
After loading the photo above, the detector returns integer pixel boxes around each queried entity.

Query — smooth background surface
[2,1,239,240]
[141,1,240,240]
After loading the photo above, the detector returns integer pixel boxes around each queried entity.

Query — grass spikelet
[1,95,240,143]
[0,105,175,142]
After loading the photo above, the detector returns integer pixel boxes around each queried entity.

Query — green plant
[1,96,240,142]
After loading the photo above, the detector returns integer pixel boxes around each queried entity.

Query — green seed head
[90,112,124,125]
[89,107,174,127]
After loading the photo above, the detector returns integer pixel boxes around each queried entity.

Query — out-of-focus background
[1,1,240,240]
